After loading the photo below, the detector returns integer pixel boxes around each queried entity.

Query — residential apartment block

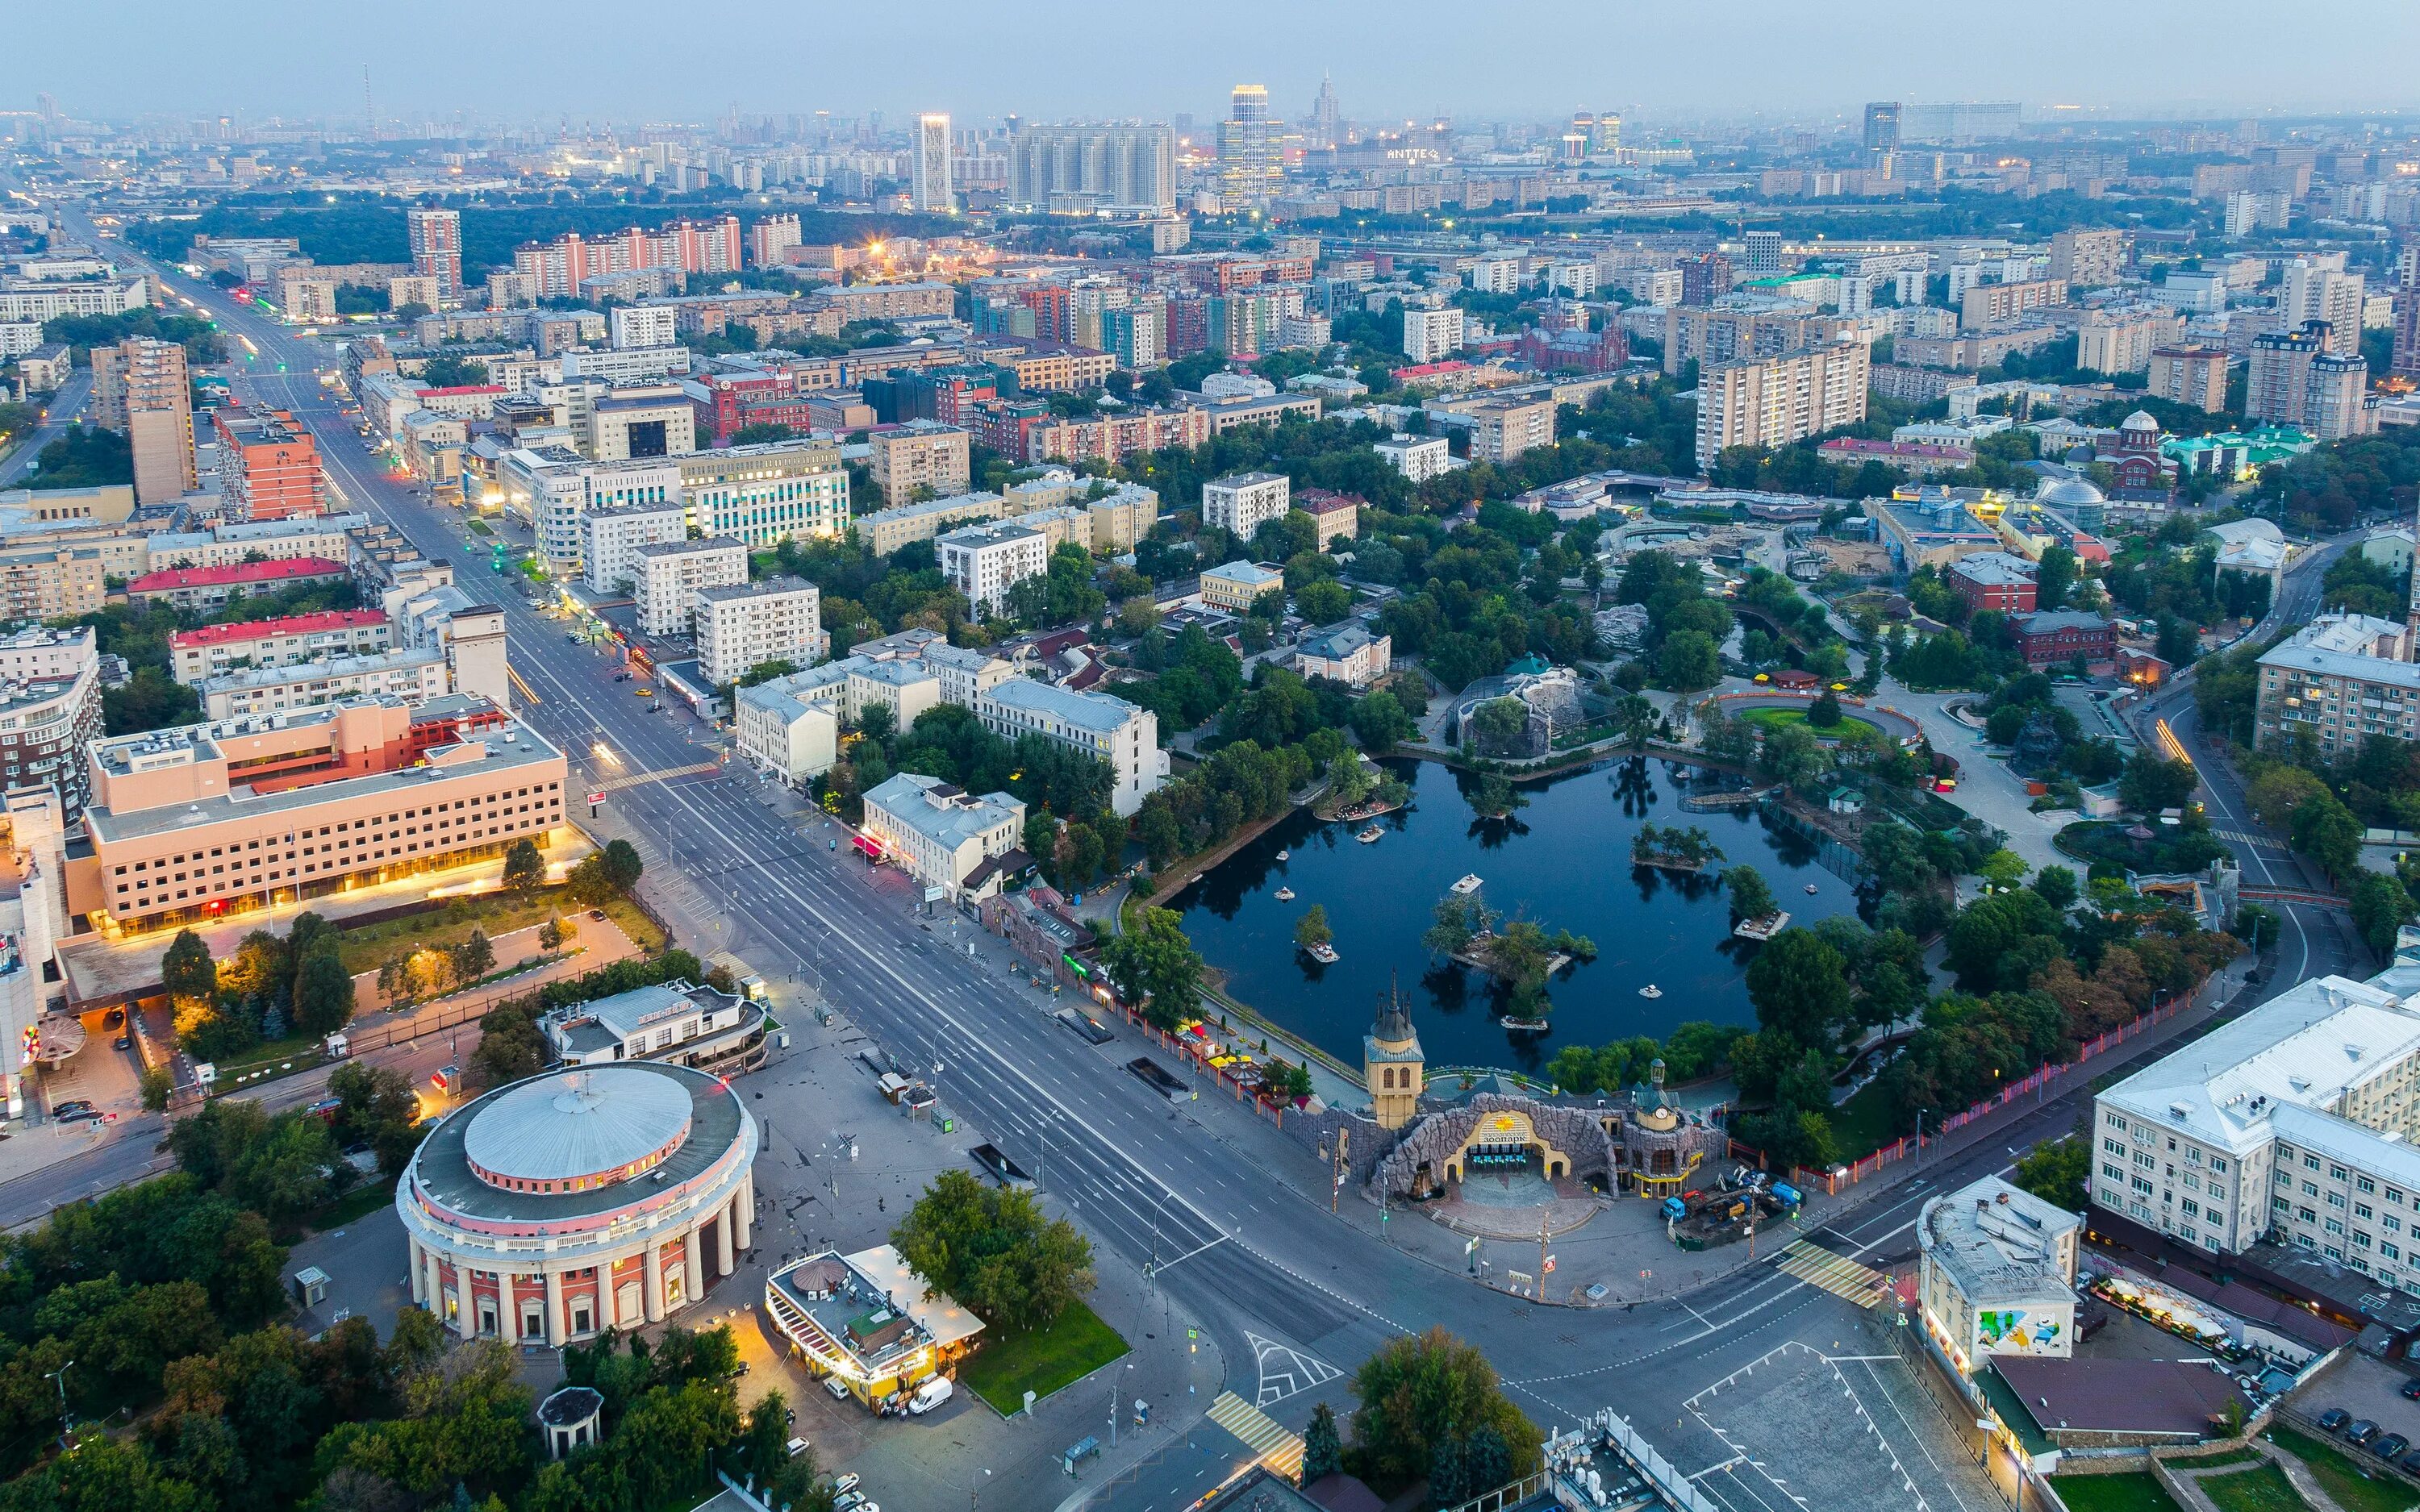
[860,773,1025,903]
[1374,434,1452,481]
[735,631,1015,785]
[1959,278,2067,332]
[937,521,1049,619]
[212,406,324,521]
[868,423,972,506]
[0,627,102,815]
[90,336,194,506]
[2254,612,2419,756]
[2247,323,2372,442]
[200,647,451,720]
[2147,347,2231,413]
[578,501,690,595]
[1402,306,1465,363]
[170,610,394,686]
[1694,341,1871,469]
[1464,397,1555,464]
[694,577,825,687]
[632,538,748,638]
[1200,473,1291,541]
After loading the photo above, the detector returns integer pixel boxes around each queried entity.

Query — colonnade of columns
[407,1173,756,1346]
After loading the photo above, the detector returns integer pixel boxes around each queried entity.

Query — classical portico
[401,1064,758,1347]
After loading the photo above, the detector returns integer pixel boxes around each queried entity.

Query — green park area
[960,1300,1130,1414]
[330,889,662,976]
[1738,704,1879,742]
[2050,1473,2186,1512]
[2262,1426,2414,1512]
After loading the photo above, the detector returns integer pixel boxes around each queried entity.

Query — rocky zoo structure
[1367,1077,1729,1205]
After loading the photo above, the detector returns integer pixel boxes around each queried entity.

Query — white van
[908,1377,954,1415]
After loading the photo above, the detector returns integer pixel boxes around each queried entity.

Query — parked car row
[2315,1402,2420,1472]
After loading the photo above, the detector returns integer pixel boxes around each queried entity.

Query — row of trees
[163,911,356,1064]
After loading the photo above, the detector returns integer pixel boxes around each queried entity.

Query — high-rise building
[1309,73,1341,152]
[2281,259,2366,356]
[2049,229,2127,289]
[1217,85,1280,210]
[1694,340,1871,469]
[1003,124,1177,212]
[2247,321,2370,440]
[90,336,195,506]
[913,113,955,213]
[405,207,462,304]
[1863,102,1901,152]
[1402,306,1465,363]
[1741,231,1786,273]
[2147,347,2230,413]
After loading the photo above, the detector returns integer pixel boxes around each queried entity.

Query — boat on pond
[1638,984,1663,999]
[1450,873,1483,895]
[1306,943,1339,964]
[1275,886,1295,902]
[1355,826,1383,843]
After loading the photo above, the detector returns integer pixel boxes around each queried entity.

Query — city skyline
[18,0,2420,127]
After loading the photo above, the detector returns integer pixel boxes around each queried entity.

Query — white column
[544,1270,566,1347]
[716,1206,736,1277]
[644,1239,665,1322]
[501,1275,521,1345]
[425,1249,445,1318]
[682,1225,703,1306]
[409,1240,426,1305]
[731,1185,752,1253]
[454,1271,477,1341]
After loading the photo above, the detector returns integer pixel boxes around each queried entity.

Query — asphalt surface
[6,191,2388,1508]
[0,370,92,487]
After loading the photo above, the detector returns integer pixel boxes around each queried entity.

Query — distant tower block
[1363,978,1425,1131]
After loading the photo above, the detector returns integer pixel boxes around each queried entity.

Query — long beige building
[65,696,568,935]
[1693,340,1870,469]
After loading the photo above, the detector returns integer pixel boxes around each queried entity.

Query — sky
[19,1,2420,131]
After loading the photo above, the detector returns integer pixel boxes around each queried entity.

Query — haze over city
[9,18,2420,1512]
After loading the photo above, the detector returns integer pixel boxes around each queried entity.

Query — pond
[1167,755,1869,1074]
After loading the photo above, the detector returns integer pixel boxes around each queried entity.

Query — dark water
[1167,756,1867,1074]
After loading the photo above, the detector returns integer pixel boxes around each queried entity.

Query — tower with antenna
[363,66,375,143]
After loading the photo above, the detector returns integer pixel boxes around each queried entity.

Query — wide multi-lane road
[0,370,92,487]
[34,205,2368,1509]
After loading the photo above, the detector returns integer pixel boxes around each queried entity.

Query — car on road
[784,1438,809,1460]
[2347,1419,2380,1445]
[823,1377,849,1402]
[831,1475,859,1496]
[2318,1408,2351,1431]
[2401,1377,2420,1401]
[113,1035,131,1051]
[2376,1433,2410,1460]
[51,1100,94,1118]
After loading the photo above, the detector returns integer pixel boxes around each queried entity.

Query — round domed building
[398,1062,758,1344]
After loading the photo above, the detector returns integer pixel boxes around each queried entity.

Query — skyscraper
[90,337,195,506]
[2281,258,2365,357]
[405,207,462,304]
[1218,85,1280,210]
[2392,241,2420,379]
[1309,73,1341,151]
[1863,102,1901,152]
[913,113,955,213]
[1004,124,1177,212]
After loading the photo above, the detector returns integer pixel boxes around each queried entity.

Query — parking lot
[2287,1352,2420,1474]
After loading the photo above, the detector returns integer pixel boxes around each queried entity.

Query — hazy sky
[21,1,2420,129]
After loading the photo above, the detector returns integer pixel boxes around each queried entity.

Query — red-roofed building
[1816,438,1972,477]
[169,610,392,685]
[130,556,351,612]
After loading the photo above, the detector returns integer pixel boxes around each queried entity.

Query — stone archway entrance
[1443,1108,1573,1185]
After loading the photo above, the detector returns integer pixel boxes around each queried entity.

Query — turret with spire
[1363,975,1425,1131]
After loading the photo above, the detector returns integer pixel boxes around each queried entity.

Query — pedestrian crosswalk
[595,760,719,794]
[1773,1239,1892,1309]
[2214,829,2280,848]
[1207,1391,1306,1480]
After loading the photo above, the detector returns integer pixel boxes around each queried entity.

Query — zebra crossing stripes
[1773,1239,1892,1309]
[1207,1391,1306,1480]
[594,760,720,793]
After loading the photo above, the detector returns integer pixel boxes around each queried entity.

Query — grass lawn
[1825,1078,1909,1162]
[2051,1473,2187,1512]
[2165,1448,2263,1470]
[465,518,494,536]
[2197,1463,2312,1512]
[311,1177,398,1232]
[332,892,658,975]
[1738,706,1878,741]
[2264,1426,2416,1512]
[960,1301,1129,1414]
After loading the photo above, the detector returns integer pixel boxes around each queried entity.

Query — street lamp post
[969,1468,991,1512]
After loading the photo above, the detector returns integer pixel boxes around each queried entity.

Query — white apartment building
[632,537,748,638]
[1200,472,1291,540]
[2282,260,2365,357]
[144,513,366,573]
[678,444,852,552]
[1546,261,1599,298]
[1694,340,1871,469]
[2095,973,2420,1289]
[580,501,691,595]
[1403,306,1466,363]
[695,577,826,687]
[200,647,451,720]
[1467,256,1523,294]
[611,304,680,352]
[498,446,683,576]
[1375,434,1453,481]
[974,678,1165,818]
[937,522,1049,619]
[734,631,1012,785]
[862,774,1024,903]
[560,346,691,385]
